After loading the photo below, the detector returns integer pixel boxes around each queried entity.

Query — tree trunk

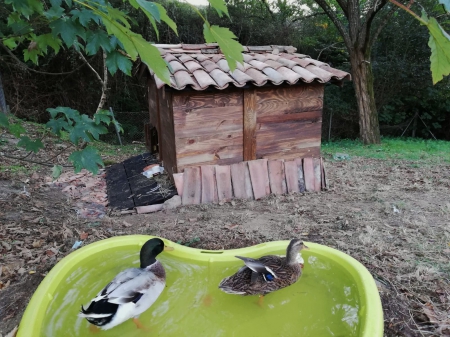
[349,48,381,144]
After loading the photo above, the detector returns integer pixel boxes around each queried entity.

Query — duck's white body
[79,261,166,330]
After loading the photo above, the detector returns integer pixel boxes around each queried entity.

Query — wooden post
[243,89,257,161]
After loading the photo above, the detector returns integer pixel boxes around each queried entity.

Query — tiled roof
[147,44,351,91]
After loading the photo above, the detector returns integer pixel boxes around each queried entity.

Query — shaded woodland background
[1,0,450,142]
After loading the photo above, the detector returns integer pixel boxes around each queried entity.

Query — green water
[42,247,360,337]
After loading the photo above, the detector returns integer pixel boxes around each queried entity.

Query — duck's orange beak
[164,245,174,251]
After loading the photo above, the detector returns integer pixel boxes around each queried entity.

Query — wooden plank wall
[158,88,177,177]
[147,77,159,131]
[255,83,324,160]
[175,157,328,205]
[172,89,244,172]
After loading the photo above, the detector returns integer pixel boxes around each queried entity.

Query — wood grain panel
[173,105,243,137]
[176,132,243,156]
[313,158,322,191]
[201,165,218,204]
[257,110,322,124]
[215,165,233,202]
[173,90,243,113]
[295,158,306,193]
[182,167,201,205]
[173,173,184,197]
[147,77,158,129]
[243,88,257,161]
[303,157,315,192]
[268,160,287,195]
[255,84,324,117]
[261,147,321,161]
[178,156,242,173]
[284,160,300,194]
[230,162,253,199]
[158,88,176,176]
[248,159,270,199]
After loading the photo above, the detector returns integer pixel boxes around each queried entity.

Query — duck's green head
[140,238,174,268]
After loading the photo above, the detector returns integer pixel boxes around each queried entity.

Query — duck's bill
[164,245,174,251]
[302,245,310,250]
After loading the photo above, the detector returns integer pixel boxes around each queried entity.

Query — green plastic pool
[18,235,383,337]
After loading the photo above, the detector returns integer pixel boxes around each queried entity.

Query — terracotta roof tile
[209,69,235,88]
[174,71,196,88]
[184,60,204,73]
[217,59,230,72]
[264,60,284,69]
[248,60,269,71]
[193,69,217,88]
[178,54,195,63]
[276,58,298,69]
[262,67,285,85]
[304,65,333,82]
[245,68,269,86]
[201,59,220,72]
[292,66,319,83]
[194,54,210,62]
[229,69,253,86]
[169,61,187,74]
[277,67,302,84]
[146,44,350,90]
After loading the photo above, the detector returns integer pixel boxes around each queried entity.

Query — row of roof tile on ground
[146,44,351,91]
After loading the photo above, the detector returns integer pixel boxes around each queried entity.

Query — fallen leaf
[80,232,88,240]
[123,221,133,227]
[32,240,42,248]
[17,267,26,275]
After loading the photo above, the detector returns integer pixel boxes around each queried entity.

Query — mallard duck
[218,239,309,300]
[78,238,173,330]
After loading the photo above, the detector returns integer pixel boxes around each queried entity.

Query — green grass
[322,138,450,163]
[92,141,147,157]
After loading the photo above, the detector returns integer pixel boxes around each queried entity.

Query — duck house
[143,44,350,183]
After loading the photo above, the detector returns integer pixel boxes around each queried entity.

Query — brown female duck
[218,239,309,301]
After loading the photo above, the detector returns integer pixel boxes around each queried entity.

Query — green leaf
[47,106,78,121]
[136,0,160,22]
[94,110,112,125]
[50,18,86,47]
[52,165,63,179]
[86,30,112,55]
[23,48,40,64]
[68,146,104,175]
[438,0,450,12]
[3,38,17,49]
[208,0,230,18]
[154,3,177,35]
[0,113,10,128]
[423,14,450,84]
[70,8,101,27]
[17,136,44,153]
[43,6,65,19]
[106,51,132,76]
[50,0,62,7]
[203,24,243,72]
[35,33,61,54]
[46,118,69,136]
[8,123,26,138]
[134,37,170,83]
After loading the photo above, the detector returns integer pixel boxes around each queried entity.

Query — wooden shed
[144,44,350,179]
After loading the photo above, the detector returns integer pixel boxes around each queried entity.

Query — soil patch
[1,156,450,336]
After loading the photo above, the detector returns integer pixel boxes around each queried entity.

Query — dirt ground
[1,136,450,336]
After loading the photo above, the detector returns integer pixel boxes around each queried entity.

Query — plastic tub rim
[17,235,383,337]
